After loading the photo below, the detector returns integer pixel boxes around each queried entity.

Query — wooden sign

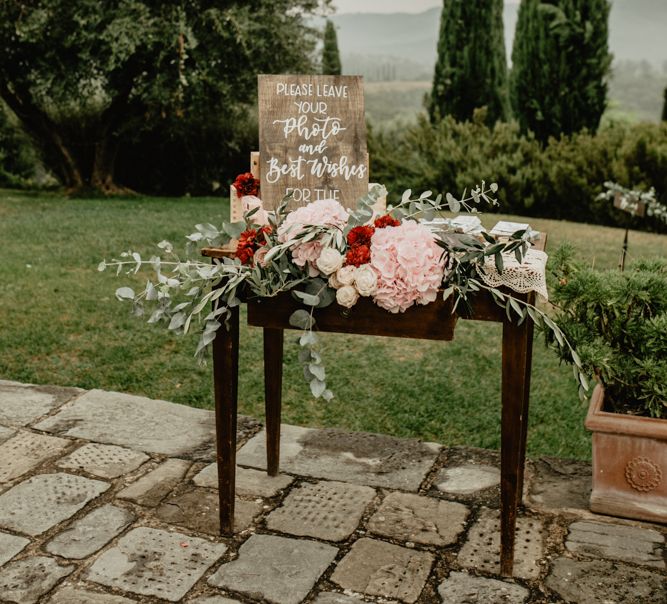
[258,74,368,210]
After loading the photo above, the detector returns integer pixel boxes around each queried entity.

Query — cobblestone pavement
[0,380,665,604]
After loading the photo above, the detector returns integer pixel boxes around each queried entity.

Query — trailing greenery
[0,0,326,195]
[510,0,612,142]
[370,112,667,233]
[321,19,342,76]
[548,245,667,419]
[429,0,509,125]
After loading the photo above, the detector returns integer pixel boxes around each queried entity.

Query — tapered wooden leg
[212,306,239,535]
[264,328,283,476]
[500,314,533,576]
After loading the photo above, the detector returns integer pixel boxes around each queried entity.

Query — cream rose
[354,264,378,296]
[336,284,359,309]
[316,248,344,275]
[335,265,356,286]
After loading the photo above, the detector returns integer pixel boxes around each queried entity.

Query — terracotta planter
[585,384,667,524]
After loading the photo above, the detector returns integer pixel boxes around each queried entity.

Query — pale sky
[332,0,519,14]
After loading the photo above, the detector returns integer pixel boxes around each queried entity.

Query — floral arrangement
[598,181,667,224]
[101,178,586,400]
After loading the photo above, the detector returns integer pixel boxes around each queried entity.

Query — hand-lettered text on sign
[258,74,368,210]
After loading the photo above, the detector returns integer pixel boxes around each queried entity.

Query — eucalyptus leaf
[310,378,326,398]
[289,309,314,330]
[115,287,135,300]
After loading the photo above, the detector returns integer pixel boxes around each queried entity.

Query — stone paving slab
[437,571,529,604]
[368,492,469,546]
[0,425,15,444]
[187,597,241,604]
[47,585,137,603]
[565,520,665,568]
[34,389,218,457]
[0,472,109,536]
[311,594,375,604]
[266,480,375,542]
[156,489,262,535]
[527,457,592,513]
[546,557,666,603]
[0,382,82,427]
[0,430,71,483]
[0,531,30,567]
[87,526,227,602]
[116,458,191,506]
[45,504,135,559]
[457,508,544,579]
[57,443,149,479]
[209,533,338,604]
[435,463,500,495]
[330,538,434,603]
[194,463,294,497]
[238,424,440,490]
[0,556,74,603]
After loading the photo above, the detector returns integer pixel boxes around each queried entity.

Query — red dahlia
[233,172,260,198]
[345,244,371,267]
[374,214,400,229]
[347,225,375,248]
[235,226,272,265]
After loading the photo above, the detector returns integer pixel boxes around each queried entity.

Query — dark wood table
[202,237,544,576]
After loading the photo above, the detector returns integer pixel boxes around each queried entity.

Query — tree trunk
[0,81,85,189]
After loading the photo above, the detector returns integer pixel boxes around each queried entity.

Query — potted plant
[548,245,667,523]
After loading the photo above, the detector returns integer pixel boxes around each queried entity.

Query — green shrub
[548,245,667,419]
[370,114,667,233]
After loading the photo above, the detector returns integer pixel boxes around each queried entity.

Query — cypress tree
[510,0,612,142]
[662,86,667,121]
[322,19,342,76]
[429,0,510,124]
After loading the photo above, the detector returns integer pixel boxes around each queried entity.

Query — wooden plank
[248,294,457,341]
[258,74,368,211]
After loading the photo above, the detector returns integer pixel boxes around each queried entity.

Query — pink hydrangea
[370,221,445,313]
[277,199,348,276]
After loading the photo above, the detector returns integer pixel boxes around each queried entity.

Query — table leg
[212,306,239,535]
[264,328,284,476]
[500,316,533,576]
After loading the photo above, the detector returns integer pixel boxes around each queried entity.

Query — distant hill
[332,0,667,79]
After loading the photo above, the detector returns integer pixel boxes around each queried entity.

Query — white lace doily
[477,248,549,301]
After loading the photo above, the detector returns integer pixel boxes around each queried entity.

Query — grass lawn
[2,189,666,460]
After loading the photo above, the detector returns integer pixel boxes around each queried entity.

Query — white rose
[354,264,378,296]
[328,271,342,289]
[335,265,356,286]
[336,284,359,309]
[316,247,344,275]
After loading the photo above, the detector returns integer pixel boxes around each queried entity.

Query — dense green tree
[510,0,612,142]
[0,0,326,194]
[322,19,342,75]
[429,0,509,125]
[662,86,667,121]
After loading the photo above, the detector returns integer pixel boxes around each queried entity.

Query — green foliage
[548,246,667,419]
[662,86,667,122]
[510,0,612,142]
[370,114,667,233]
[429,0,509,125]
[322,19,342,76]
[0,0,326,194]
